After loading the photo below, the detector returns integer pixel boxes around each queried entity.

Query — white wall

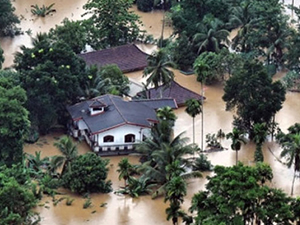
[95,124,151,146]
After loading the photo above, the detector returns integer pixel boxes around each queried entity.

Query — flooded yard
[3,0,300,224]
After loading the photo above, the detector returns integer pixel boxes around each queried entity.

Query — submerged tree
[226,127,246,165]
[185,98,202,144]
[82,0,142,49]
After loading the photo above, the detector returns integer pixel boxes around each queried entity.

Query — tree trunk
[160,13,165,48]
[193,117,195,144]
[236,149,238,165]
[291,169,296,195]
[201,82,204,151]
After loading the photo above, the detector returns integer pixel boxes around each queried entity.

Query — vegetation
[0,0,21,37]
[0,76,30,166]
[185,98,202,144]
[226,127,246,165]
[189,163,296,225]
[62,153,112,194]
[31,4,56,17]
[223,60,286,138]
[82,0,142,49]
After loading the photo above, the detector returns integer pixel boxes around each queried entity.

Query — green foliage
[143,49,176,90]
[189,163,295,224]
[49,18,87,54]
[98,64,130,96]
[0,46,3,69]
[83,197,92,209]
[65,197,75,206]
[192,154,213,172]
[117,176,155,197]
[0,0,21,37]
[0,166,39,225]
[117,158,135,186]
[223,60,286,137]
[205,133,222,150]
[254,144,264,163]
[0,77,30,166]
[282,71,300,91]
[62,153,112,194]
[185,98,202,143]
[31,4,56,17]
[82,0,142,49]
[136,0,154,12]
[14,34,87,134]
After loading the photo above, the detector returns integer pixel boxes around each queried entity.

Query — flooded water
[4,0,300,224]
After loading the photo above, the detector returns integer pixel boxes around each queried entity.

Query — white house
[67,94,159,155]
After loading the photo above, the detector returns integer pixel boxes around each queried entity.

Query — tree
[0,165,39,225]
[222,60,286,138]
[226,127,246,165]
[193,57,210,151]
[117,158,134,187]
[143,49,176,95]
[193,19,230,54]
[0,0,20,37]
[185,98,202,144]
[54,136,78,177]
[189,163,296,224]
[0,77,30,166]
[98,64,130,96]
[0,46,3,69]
[62,153,112,194]
[164,176,187,225]
[82,0,142,49]
[14,34,87,133]
[253,123,268,162]
[49,18,87,54]
[277,125,300,195]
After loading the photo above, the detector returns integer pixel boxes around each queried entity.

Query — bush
[192,154,213,171]
[136,0,154,12]
[62,153,112,194]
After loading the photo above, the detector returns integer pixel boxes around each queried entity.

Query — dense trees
[0,0,20,37]
[62,153,112,194]
[0,76,29,166]
[189,163,296,225]
[82,0,142,49]
[14,34,87,133]
[223,60,286,138]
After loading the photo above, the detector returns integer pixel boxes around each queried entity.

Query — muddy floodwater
[2,0,300,224]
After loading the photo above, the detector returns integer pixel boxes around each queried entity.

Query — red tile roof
[79,44,148,73]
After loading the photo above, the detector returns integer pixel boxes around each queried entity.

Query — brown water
[3,1,300,224]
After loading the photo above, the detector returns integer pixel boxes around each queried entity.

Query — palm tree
[143,49,176,97]
[280,133,300,195]
[226,128,246,165]
[193,19,230,54]
[253,123,268,162]
[185,98,202,144]
[193,59,209,151]
[117,158,134,187]
[217,129,226,147]
[54,136,78,177]
[47,155,64,178]
[26,151,49,177]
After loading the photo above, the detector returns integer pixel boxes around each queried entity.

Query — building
[67,94,159,155]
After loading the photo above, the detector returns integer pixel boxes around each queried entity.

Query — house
[78,44,148,73]
[67,94,158,155]
[136,80,206,107]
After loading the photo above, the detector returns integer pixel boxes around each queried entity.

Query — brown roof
[79,44,148,73]
[137,81,206,107]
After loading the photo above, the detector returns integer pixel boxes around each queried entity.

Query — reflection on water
[4,0,300,224]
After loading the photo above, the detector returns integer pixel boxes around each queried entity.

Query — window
[103,135,114,142]
[124,134,135,143]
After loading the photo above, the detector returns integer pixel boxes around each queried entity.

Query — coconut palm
[185,98,202,144]
[54,136,78,177]
[26,151,49,177]
[117,158,134,187]
[193,19,230,54]
[47,155,64,178]
[226,128,246,165]
[143,49,176,97]
[280,133,300,195]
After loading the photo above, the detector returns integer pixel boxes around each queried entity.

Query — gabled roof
[89,99,106,108]
[136,80,206,107]
[130,98,178,110]
[79,44,148,73]
[67,95,158,134]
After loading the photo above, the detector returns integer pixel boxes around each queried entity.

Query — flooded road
[4,0,300,224]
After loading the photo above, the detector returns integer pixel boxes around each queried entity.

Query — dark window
[103,135,114,142]
[124,134,135,143]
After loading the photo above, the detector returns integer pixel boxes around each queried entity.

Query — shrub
[136,0,154,12]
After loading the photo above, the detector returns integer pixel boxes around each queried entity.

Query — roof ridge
[109,95,128,124]
[172,80,202,97]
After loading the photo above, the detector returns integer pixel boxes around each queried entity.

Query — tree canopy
[0,76,29,166]
[82,0,143,49]
[222,60,286,137]
[0,0,20,37]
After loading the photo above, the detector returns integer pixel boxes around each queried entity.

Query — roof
[67,95,158,134]
[136,81,206,107]
[130,98,178,110]
[79,44,148,73]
